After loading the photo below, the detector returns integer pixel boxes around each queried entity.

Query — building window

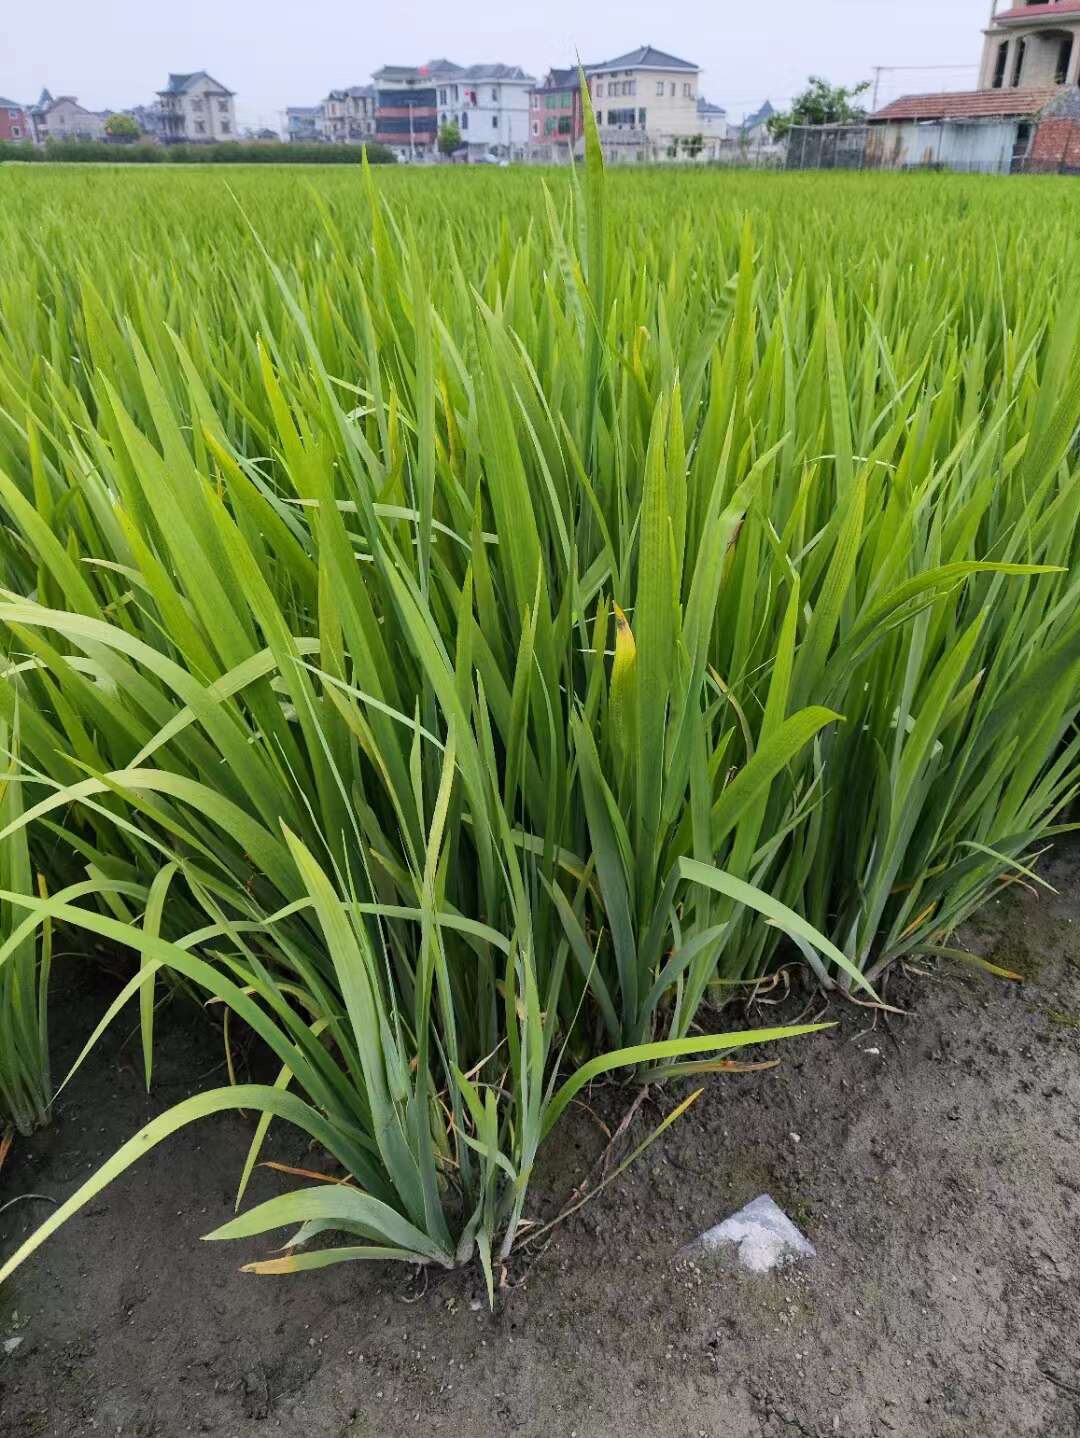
[656,81,664,96]
[195,119,205,133]
[221,120,231,133]
[491,87,498,101]
[11,125,19,136]
[607,107,637,127]
[461,111,468,129]
[192,97,203,110]
[218,99,228,113]
[992,41,1008,88]
[1056,36,1074,84]
[638,108,647,127]
[683,82,692,98]
[1011,37,1026,87]
[439,88,447,104]
[532,120,539,135]
[492,114,498,128]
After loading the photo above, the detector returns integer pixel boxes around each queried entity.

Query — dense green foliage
[0,140,397,164]
[769,75,871,139]
[1,148,1079,1288]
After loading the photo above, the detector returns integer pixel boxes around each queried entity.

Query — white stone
[2,1337,23,1356]
[690,1194,816,1273]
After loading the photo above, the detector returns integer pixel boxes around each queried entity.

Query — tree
[437,121,461,158]
[769,77,870,140]
[104,113,141,142]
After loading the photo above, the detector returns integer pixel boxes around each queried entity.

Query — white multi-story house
[452,64,534,158]
[584,45,706,161]
[320,85,376,143]
[156,73,237,143]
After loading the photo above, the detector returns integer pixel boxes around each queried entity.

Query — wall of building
[460,81,531,151]
[376,87,438,154]
[529,86,580,146]
[182,80,236,141]
[587,67,701,140]
[869,118,1022,172]
[980,19,1080,88]
[1030,113,1080,165]
[0,104,29,142]
[37,100,106,142]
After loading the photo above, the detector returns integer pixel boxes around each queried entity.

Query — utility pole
[871,66,883,113]
[408,99,415,163]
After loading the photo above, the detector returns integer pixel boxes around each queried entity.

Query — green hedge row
[0,139,397,165]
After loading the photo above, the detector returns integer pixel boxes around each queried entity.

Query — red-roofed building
[861,1,1080,172]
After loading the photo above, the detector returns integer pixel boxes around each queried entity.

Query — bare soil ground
[2,849,1079,1438]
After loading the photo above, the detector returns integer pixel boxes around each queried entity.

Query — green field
[2,156,1080,1291]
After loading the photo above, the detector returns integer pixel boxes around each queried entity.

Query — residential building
[740,100,777,144]
[320,85,376,144]
[696,97,729,143]
[0,98,30,143]
[583,45,705,162]
[286,106,323,143]
[28,90,107,144]
[373,60,459,158]
[979,1,1080,91]
[867,88,1053,169]
[455,64,533,158]
[128,103,167,142]
[156,73,237,143]
[375,59,533,160]
[529,68,584,159]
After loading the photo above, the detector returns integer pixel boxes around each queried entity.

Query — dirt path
[2,852,1079,1438]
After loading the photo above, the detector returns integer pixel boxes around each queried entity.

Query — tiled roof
[587,45,697,74]
[460,64,533,81]
[995,1,1080,20]
[537,68,581,91]
[0,97,26,109]
[871,87,1059,121]
[159,71,234,96]
[742,100,776,129]
[374,61,464,83]
[697,97,727,116]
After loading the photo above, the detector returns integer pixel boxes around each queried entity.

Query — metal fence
[785,120,1080,177]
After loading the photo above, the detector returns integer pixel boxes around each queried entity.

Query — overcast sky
[2,0,994,131]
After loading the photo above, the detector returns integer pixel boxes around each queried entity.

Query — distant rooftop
[535,67,582,92]
[158,72,235,97]
[697,98,727,116]
[994,1,1080,21]
[587,45,698,75]
[742,100,776,129]
[374,59,532,85]
[871,87,1059,121]
[460,63,533,81]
